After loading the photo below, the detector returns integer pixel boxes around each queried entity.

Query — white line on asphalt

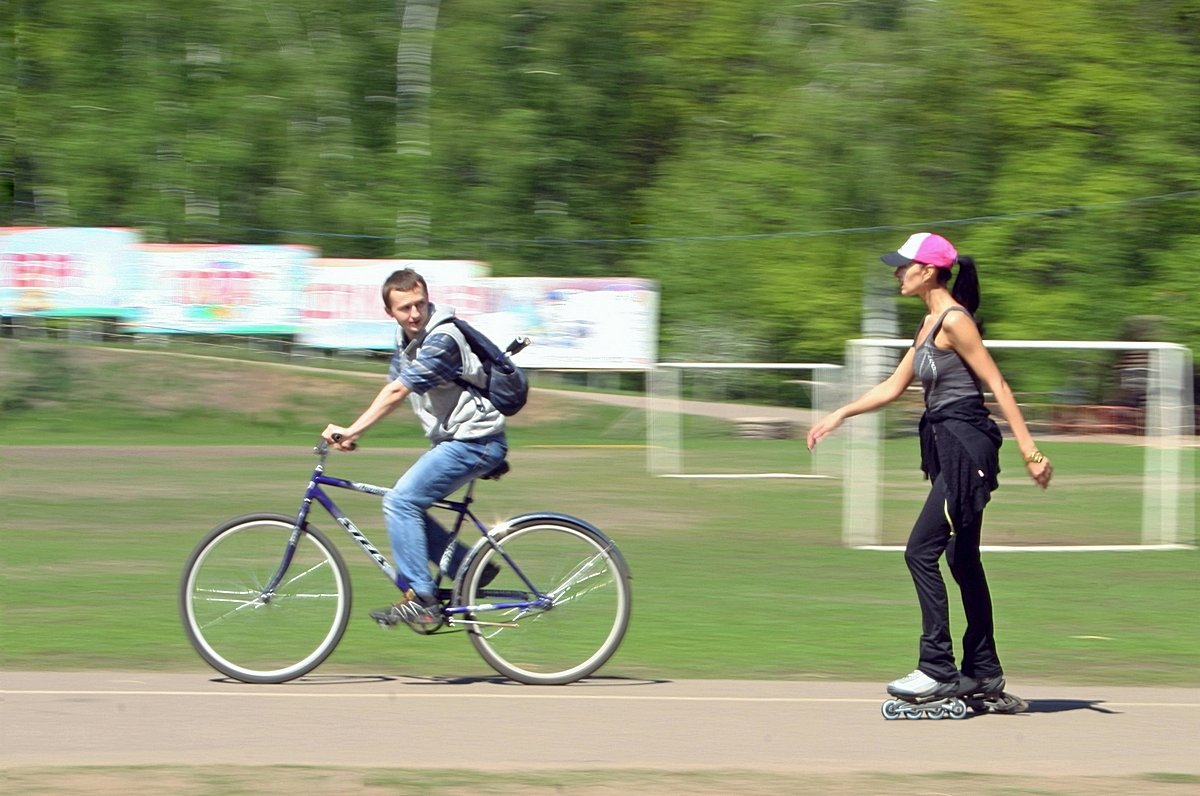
[0,690,871,702]
[2,690,1198,708]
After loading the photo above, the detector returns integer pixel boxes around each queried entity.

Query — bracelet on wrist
[1024,449,1046,464]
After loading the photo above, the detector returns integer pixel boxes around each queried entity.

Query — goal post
[647,362,844,479]
[842,339,1195,550]
[1143,344,1196,546]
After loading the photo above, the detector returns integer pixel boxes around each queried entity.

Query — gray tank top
[914,306,983,411]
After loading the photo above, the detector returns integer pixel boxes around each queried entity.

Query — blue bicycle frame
[267,442,548,620]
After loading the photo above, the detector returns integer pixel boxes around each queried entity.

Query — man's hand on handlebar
[321,424,359,451]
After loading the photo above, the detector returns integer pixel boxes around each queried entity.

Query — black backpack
[434,317,530,416]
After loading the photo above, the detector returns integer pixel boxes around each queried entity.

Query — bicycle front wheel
[459,516,631,685]
[180,514,351,684]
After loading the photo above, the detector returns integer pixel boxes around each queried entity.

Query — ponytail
[951,255,980,315]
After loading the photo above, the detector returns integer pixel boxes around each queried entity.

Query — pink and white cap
[881,232,958,269]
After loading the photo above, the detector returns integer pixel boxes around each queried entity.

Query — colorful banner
[302,270,658,369]
[467,278,659,370]
[0,227,141,317]
[129,243,314,334]
[300,259,490,349]
[0,227,660,369]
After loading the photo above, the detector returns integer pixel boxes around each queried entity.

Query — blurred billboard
[0,228,659,370]
[468,277,659,370]
[129,243,315,334]
[0,227,141,318]
[301,258,490,349]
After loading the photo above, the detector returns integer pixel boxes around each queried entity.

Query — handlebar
[331,433,357,450]
[315,433,357,456]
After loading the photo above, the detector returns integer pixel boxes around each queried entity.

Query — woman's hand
[1026,456,1053,490]
[806,411,844,451]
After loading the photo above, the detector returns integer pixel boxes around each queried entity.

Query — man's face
[386,285,430,338]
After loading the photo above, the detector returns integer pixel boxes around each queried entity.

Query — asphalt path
[3,671,1198,776]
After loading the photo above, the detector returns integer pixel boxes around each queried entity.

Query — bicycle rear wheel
[180,514,351,684]
[458,516,631,685]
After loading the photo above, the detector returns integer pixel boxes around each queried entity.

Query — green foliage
[5,1,1200,360]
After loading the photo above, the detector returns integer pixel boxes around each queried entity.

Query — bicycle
[179,439,632,685]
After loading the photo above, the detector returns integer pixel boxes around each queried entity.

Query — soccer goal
[647,362,844,479]
[841,339,1195,551]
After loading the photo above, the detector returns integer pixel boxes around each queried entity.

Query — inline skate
[881,670,969,720]
[960,675,1028,715]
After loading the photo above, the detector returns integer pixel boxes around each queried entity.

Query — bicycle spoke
[181,516,351,684]
[196,594,269,628]
[462,519,631,684]
[279,559,332,590]
[546,551,611,601]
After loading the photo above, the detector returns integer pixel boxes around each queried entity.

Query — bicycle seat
[481,460,510,480]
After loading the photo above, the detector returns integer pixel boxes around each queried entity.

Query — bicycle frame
[266,441,546,620]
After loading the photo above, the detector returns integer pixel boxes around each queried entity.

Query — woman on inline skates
[807,232,1053,718]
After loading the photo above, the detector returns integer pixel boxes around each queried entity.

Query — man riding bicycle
[321,268,507,629]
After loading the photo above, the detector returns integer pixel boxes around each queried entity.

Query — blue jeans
[383,434,507,599]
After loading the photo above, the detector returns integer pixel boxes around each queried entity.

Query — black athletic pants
[903,475,1002,682]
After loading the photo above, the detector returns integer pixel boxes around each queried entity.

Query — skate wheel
[926,706,946,720]
[881,699,902,720]
[947,699,968,720]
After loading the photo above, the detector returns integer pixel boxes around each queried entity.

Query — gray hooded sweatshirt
[388,304,506,444]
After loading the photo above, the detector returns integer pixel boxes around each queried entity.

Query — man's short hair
[381,268,429,309]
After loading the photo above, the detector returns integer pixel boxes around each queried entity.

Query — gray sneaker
[960,674,1028,714]
[370,590,442,630]
[960,674,1006,697]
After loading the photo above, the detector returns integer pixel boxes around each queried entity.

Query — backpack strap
[424,316,468,361]
[424,317,493,411]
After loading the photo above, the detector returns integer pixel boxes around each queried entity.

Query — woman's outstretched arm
[807,347,917,450]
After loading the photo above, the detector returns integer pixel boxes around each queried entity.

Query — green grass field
[2,340,1197,686]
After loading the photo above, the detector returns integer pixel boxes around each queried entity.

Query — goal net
[647,362,844,479]
[841,339,1195,550]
